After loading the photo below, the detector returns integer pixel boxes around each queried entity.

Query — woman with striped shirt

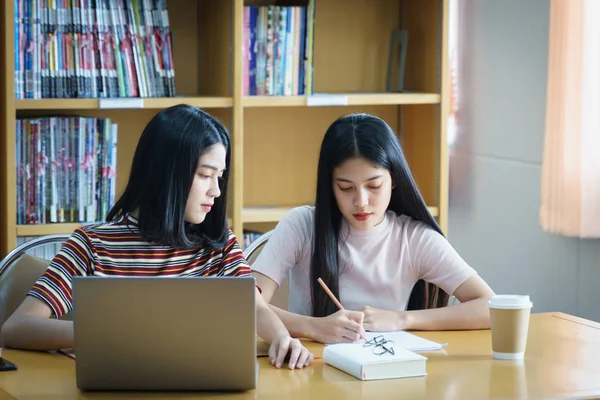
[1,105,313,370]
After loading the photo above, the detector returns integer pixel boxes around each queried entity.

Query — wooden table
[0,312,598,399]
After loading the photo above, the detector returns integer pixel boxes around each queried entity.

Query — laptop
[72,276,257,391]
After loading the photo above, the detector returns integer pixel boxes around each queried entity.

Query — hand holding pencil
[313,277,367,344]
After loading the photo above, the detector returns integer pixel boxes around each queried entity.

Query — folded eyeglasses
[362,335,395,356]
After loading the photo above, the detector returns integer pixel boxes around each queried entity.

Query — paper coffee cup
[489,295,533,360]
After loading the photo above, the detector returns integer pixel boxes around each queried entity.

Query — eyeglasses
[362,335,395,356]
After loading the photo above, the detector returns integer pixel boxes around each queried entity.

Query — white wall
[448,0,600,322]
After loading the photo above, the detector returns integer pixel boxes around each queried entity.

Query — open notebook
[323,331,446,381]
[363,331,447,352]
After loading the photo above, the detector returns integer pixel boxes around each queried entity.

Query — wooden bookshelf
[0,0,449,256]
[428,206,440,219]
[16,219,236,236]
[15,97,233,110]
[242,206,297,223]
[243,93,441,107]
[16,224,83,237]
[14,206,441,235]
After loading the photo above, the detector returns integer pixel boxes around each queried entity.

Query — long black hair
[106,104,231,250]
[310,113,449,317]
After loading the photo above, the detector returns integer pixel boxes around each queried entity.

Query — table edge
[550,312,600,330]
[0,387,16,400]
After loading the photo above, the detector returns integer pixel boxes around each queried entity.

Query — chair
[243,230,290,311]
[0,234,72,331]
[243,230,273,265]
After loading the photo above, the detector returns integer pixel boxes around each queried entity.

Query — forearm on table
[268,305,316,340]
[256,304,292,343]
[1,317,74,351]
[404,298,491,331]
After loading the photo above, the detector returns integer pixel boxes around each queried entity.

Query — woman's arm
[255,288,314,369]
[361,220,495,332]
[255,286,294,341]
[254,271,366,343]
[1,296,74,350]
[403,275,494,330]
[253,272,313,337]
[2,228,93,350]
[362,275,495,331]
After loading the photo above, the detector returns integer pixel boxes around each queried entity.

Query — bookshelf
[243,93,441,107]
[0,0,449,257]
[15,97,233,110]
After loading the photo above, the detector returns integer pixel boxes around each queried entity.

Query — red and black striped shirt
[29,213,252,318]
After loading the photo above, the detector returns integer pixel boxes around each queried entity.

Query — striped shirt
[29,213,252,319]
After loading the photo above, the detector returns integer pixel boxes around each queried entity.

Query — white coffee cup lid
[488,295,533,309]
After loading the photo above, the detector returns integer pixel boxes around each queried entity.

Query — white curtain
[540,0,600,238]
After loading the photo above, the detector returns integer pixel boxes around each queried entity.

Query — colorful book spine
[13,0,176,98]
[242,4,314,96]
[242,6,250,96]
[15,116,118,224]
[248,6,257,96]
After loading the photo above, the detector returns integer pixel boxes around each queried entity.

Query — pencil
[318,277,366,340]
[317,277,344,310]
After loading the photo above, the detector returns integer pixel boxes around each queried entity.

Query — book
[323,341,427,381]
[322,363,427,398]
[322,331,445,381]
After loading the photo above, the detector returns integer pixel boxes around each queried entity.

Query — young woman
[252,113,495,344]
[1,104,313,369]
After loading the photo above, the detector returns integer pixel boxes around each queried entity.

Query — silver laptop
[72,276,257,391]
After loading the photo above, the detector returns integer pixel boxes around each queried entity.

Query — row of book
[16,117,118,225]
[242,231,264,248]
[243,2,315,96]
[14,0,176,99]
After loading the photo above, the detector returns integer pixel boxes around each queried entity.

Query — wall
[448,0,600,322]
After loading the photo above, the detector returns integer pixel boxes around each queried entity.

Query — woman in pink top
[252,113,495,344]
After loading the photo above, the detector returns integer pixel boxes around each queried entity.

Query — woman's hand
[361,306,406,332]
[310,309,366,344]
[268,335,314,369]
